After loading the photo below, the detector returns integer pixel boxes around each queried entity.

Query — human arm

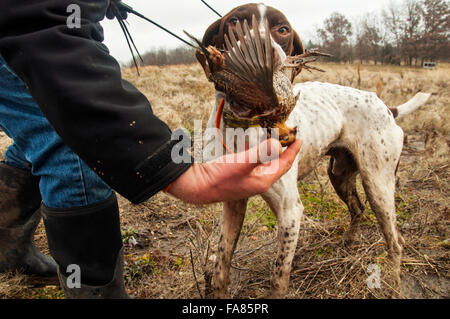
[0,0,191,203]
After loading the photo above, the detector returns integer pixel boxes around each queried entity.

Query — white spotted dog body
[200,3,431,298]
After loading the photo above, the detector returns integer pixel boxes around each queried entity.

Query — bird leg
[285,49,331,82]
[207,46,226,70]
[195,50,211,79]
[195,46,226,81]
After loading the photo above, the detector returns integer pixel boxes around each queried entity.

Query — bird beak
[290,127,298,135]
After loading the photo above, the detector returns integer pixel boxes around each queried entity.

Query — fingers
[252,138,302,180]
[233,138,283,174]
[106,1,128,20]
[212,138,301,181]
[213,138,277,165]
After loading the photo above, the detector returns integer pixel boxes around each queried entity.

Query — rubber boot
[57,247,129,299]
[0,162,57,276]
[42,193,130,299]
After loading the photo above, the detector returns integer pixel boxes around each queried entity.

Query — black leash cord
[200,0,222,18]
[117,2,196,49]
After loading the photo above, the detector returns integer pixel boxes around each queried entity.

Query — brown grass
[0,62,448,299]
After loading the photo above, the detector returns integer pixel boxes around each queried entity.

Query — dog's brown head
[202,3,304,57]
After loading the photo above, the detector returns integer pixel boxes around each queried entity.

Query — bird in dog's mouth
[186,15,328,147]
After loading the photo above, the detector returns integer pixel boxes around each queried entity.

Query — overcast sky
[101,0,401,64]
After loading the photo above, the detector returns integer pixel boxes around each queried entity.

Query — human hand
[168,138,302,204]
[106,0,129,20]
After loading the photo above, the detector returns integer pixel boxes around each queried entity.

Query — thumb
[272,138,303,176]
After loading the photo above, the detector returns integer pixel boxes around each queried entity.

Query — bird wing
[224,16,278,109]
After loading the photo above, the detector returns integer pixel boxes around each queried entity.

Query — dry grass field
[0,62,448,299]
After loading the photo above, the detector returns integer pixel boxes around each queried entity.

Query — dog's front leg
[210,199,248,299]
[270,200,304,298]
[261,166,304,298]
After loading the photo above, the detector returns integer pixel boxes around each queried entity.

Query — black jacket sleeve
[0,0,193,204]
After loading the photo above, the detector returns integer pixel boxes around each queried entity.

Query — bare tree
[317,12,353,62]
[421,0,450,63]
[312,0,448,65]
[355,14,383,64]
[382,0,405,64]
[402,0,424,65]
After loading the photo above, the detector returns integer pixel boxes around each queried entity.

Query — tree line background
[134,0,449,67]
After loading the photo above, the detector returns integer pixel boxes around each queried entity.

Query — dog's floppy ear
[290,30,305,56]
[202,18,223,47]
[288,31,306,83]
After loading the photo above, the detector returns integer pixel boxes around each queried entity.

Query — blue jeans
[0,56,112,209]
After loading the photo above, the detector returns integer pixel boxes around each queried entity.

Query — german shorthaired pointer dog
[200,3,431,298]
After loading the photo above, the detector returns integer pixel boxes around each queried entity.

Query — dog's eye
[278,27,290,35]
[230,18,238,26]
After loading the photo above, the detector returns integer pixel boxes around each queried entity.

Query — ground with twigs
[0,62,448,299]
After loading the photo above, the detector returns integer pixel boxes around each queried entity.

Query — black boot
[42,193,130,299]
[0,162,57,276]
